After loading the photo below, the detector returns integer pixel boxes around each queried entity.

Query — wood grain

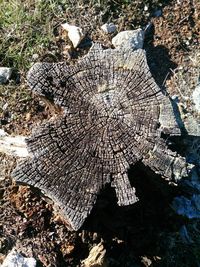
[12,44,189,230]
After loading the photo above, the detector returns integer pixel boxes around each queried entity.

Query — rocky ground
[0,0,200,266]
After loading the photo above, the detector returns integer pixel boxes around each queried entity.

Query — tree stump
[12,44,189,230]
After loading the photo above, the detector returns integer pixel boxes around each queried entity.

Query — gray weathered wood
[12,44,189,230]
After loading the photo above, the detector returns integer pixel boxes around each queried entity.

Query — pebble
[1,249,36,267]
[2,102,8,111]
[81,242,107,267]
[61,23,85,48]
[32,53,39,61]
[25,113,31,121]
[101,23,117,34]
[192,84,200,112]
[112,29,144,51]
[141,256,152,266]
[0,67,12,84]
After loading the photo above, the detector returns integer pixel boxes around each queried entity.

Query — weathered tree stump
[12,44,189,230]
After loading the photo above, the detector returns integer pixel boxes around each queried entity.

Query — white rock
[101,23,117,34]
[1,249,36,267]
[2,102,8,110]
[61,23,85,48]
[112,29,144,50]
[32,53,39,61]
[0,129,28,157]
[192,84,200,112]
[0,67,12,84]
[81,242,107,267]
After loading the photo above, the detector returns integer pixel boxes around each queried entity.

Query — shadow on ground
[144,23,177,89]
[84,162,185,266]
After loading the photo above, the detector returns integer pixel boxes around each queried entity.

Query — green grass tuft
[0,0,67,72]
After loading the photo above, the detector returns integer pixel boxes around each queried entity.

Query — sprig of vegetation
[0,0,68,72]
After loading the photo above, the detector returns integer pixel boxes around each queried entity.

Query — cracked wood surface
[12,44,189,230]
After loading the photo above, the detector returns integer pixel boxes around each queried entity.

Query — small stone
[26,113,31,121]
[112,29,144,50]
[2,103,8,111]
[141,256,152,266]
[0,67,12,84]
[192,84,200,112]
[32,54,39,61]
[81,242,107,267]
[185,40,190,46]
[61,23,85,48]
[101,23,117,34]
[62,45,72,58]
[1,249,36,267]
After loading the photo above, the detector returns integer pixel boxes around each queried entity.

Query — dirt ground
[0,0,200,266]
